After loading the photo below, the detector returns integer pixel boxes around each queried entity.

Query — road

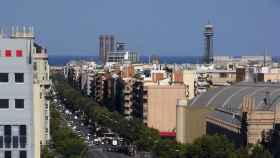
[54,97,134,158]
[87,148,132,158]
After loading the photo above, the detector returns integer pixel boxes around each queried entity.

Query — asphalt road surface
[87,148,132,158]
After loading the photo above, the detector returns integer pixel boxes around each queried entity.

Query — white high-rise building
[0,27,50,158]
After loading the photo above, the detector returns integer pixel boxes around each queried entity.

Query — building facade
[33,43,51,152]
[106,51,139,65]
[0,27,50,158]
[0,36,35,158]
[99,35,115,65]
[145,83,186,134]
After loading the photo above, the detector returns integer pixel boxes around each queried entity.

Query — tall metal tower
[203,22,214,64]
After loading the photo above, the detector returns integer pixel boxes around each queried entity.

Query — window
[0,136,3,148]
[15,99,24,109]
[0,73,8,82]
[19,125,26,148]
[4,126,11,148]
[19,151,26,158]
[12,136,18,148]
[220,73,228,78]
[4,151,11,158]
[0,99,9,109]
[45,62,47,71]
[15,73,24,83]
[33,62,37,71]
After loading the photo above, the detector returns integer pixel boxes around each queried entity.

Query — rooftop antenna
[264,49,266,67]
[207,19,211,25]
[0,27,3,38]
[28,26,31,33]
[11,26,15,36]
[23,26,26,37]
[16,26,19,34]
[31,26,34,34]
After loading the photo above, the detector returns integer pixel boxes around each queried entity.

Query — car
[67,123,72,127]
[65,110,70,114]
[112,140,118,146]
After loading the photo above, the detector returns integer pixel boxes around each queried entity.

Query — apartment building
[0,27,51,158]
[122,78,145,120]
[106,51,139,65]
[0,31,35,158]
[33,43,51,150]
[144,82,186,135]
[89,72,104,103]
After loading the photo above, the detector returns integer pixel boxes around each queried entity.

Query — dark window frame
[0,136,3,148]
[19,125,26,148]
[0,99,9,109]
[19,150,27,158]
[4,125,11,148]
[4,150,11,158]
[12,136,19,148]
[0,73,9,83]
[15,99,24,109]
[15,73,24,83]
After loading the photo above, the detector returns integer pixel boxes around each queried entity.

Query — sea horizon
[48,55,280,66]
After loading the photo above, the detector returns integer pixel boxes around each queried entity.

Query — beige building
[145,83,186,133]
[241,96,280,144]
[33,44,51,158]
[176,99,210,144]
[263,73,280,82]
[182,70,196,99]
[208,70,236,86]
[178,83,280,145]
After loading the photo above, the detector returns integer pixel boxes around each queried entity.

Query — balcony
[124,110,132,116]
[33,53,48,59]
[143,107,148,113]
[124,95,131,101]
[124,89,132,94]
[143,95,148,99]
[124,102,132,108]
[41,80,52,87]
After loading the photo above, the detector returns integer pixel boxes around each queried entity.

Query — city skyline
[0,0,279,56]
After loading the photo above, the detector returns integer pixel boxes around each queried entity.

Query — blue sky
[0,0,279,56]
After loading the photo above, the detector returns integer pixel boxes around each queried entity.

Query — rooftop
[190,82,280,113]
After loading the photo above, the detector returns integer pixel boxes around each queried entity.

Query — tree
[185,135,238,158]
[250,144,272,158]
[50,102,86,158]
[261,128,280,157]
[41,147,54,158]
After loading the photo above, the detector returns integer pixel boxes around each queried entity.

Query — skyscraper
[203,23,214,64]
[99,35,115,65]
